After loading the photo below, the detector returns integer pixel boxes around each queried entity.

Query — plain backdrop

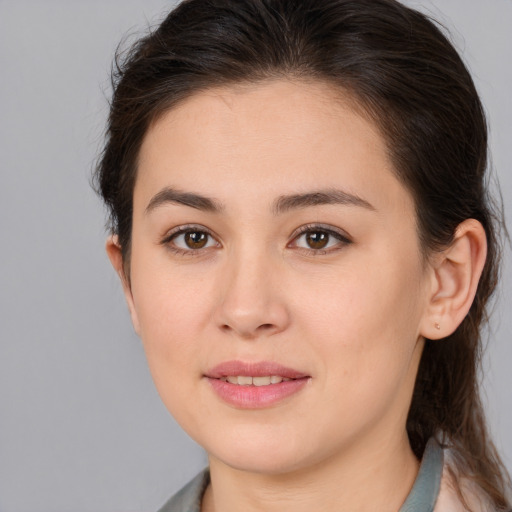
[0,1,510,511]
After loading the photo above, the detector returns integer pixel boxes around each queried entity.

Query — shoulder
[434,450,496,512]
[157,468,210,512]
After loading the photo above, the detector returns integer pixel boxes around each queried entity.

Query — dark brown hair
[95,0,510,508]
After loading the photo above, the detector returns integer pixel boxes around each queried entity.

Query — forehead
[142,79,382,161]
[135,79,412,217]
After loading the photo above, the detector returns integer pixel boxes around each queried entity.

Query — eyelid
[160,223,351,255]
[288,223,352,253]
[160,224,221,253]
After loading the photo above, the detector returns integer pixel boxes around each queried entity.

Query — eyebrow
[272,189,375,214]
[145,187,375,215]
[145,187,224,214]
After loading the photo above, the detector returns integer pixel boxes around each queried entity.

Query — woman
[95,0,511,510]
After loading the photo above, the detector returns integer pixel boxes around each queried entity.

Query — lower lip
[206,377,310,409]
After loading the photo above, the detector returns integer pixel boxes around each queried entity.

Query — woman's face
[119,80,434,474]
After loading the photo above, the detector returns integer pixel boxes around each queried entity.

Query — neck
[202,430,420,512]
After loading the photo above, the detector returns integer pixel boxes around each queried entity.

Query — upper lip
[205,360,309,379]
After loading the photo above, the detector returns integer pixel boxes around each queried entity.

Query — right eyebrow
[145,187,224,215]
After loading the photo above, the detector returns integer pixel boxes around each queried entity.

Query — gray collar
[399,438,444,512]
[158,438,443,512]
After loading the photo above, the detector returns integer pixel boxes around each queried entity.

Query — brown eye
[166,228,218,252]
[291,226,351,253]
[184,231,208,249]
[305,231,330,249]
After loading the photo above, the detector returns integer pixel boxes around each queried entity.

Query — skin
[107,79,487,512]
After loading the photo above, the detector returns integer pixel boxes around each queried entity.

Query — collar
[158,438,444,512]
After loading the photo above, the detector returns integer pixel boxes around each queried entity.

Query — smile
[220,376,293,386]
[205,361,310,408]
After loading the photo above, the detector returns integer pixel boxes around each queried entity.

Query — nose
[214,249,290,339]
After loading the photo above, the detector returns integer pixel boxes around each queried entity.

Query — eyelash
[288,224,352,255]
[160,224,219,257]
[160,223,352,256]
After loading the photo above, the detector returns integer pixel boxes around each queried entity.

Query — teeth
[253,376,271,386]
[222,375,293,386]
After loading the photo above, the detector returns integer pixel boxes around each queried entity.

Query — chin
[203,426,318,475]
[215,449,309,475]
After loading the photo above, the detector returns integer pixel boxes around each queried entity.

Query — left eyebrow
[272,189,376,215]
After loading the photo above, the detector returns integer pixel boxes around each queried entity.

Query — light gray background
[0,1,510,511]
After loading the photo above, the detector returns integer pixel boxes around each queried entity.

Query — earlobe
[420,219,487,340]
[105,235,141,336]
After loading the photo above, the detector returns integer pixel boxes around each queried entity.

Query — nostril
[219,322,277,337]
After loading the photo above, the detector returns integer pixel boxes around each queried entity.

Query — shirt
[157,438,494,512]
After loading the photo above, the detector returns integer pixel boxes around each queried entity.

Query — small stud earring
[435,322,441,330]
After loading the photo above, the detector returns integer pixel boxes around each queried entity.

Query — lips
[205,360,308,380]
[204,360,310,408]
[222,375,292,386]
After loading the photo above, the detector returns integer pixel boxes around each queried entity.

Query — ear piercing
[435,322,441,330]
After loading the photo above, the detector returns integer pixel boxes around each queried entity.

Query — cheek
[298,248,423,337]
[130,271,213,427]
[129,252,216,380]
[298,249,425,388]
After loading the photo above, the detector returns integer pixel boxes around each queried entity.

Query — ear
[420,219,487,340]
[105,235,141,336]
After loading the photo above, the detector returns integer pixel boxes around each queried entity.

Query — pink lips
[204,360,310,409]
